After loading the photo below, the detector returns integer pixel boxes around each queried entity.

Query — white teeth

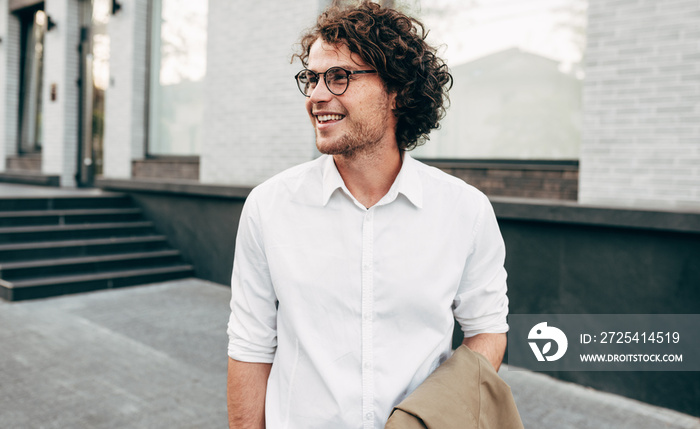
[317,114,344,123]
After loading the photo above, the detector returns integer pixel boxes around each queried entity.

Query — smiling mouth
[316,114,345,123]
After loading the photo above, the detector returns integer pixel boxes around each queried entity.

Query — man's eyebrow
[307,65,366,72]
[342,64,368,71]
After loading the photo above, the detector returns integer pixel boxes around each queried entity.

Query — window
[411,0,586,160]
[148,0,208,156]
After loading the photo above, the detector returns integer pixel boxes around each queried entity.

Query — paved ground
[0,279,228,429]
[1,278,699,428]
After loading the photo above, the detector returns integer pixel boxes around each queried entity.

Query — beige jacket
[385,345,524,429]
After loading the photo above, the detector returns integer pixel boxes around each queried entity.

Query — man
[227,2,509,428]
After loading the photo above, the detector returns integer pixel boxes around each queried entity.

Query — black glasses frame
[294,67,377,97]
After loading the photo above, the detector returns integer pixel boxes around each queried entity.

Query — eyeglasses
[295,66,377,97]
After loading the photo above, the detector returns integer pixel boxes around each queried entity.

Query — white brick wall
[199,0,318,186]
[580,0,700,209]
[102,0,148,179]
[0,0,9,171]
[0,1,21,169]
[41,0,81,186]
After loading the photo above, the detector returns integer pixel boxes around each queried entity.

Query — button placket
[361,208,374,428]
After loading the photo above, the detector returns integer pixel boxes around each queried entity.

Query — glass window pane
[411,0,586,160]
[149,0,208,156]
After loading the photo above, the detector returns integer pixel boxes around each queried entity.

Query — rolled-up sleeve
[227,189,278,363]
[453,192,509,338]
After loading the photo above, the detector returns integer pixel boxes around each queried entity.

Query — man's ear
[389,91,398,110]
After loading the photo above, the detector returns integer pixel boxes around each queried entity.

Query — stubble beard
[316,113,390,161]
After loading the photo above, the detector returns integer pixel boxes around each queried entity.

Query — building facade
[2,0,698,209]
[1,0,699,416]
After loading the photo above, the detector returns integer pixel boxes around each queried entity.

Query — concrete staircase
[0,193,194,301]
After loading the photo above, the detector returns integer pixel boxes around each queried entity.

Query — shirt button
[363,313,371,321]
[365,412,374,421]
[363,361,372,369]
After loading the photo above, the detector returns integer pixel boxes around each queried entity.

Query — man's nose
[308,78,333,103]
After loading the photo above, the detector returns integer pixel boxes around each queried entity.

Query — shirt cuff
[227,339,276,363]
[458,303,510,338]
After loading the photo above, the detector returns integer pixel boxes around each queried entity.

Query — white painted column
[0,0,21,171]
[41,0,81,186]
[102,0,148,179]
[199,0,317,186]
[580,0,700,210]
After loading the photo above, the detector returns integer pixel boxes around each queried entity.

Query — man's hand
[227,357,272,429]
[462,332,507,371]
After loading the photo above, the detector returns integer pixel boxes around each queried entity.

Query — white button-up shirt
[227,154,509,429]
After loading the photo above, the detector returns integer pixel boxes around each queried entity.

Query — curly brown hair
[293,1,452,151]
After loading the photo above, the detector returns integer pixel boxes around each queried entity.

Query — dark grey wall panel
[99,180,700,417]
[126,192,245,286]
[502,221,700,315]
[500,219,700,417]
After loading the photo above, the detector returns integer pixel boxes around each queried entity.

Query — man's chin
[316,139,344,156]
[316,135,379,159]
[316,146,342,156]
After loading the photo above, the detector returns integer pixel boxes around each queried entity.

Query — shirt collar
[321,153,423,209]
[321,155,346,206]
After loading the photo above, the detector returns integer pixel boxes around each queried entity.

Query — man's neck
[332,143,403,209]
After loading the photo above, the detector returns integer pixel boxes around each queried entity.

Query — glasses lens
[325,67,349,95]
[297,70,319,96]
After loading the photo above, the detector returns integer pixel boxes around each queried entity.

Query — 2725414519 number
[598,331,680,344]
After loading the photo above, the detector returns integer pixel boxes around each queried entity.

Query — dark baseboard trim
[421,159,579,171]
[95,178,251,200]
[96,178,700,233]
[491,196,700,234]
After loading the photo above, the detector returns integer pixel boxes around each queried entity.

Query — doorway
[16,5,46,156]
[77,0,109,186]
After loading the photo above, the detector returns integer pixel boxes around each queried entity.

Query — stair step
[0,250,183,280]
[0,236,170,262]
[0,171,60,187]
[0,265,195,301]
[0,192,195,301]
[0,208,143,227]
[0,221,155,244]
[0,195,131,211]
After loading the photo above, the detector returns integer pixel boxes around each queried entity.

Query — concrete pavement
[1,278,698,428]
